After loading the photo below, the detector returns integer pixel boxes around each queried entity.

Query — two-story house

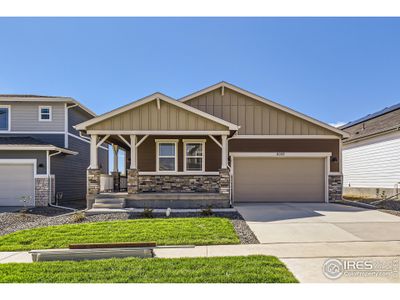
[0,95,108,207]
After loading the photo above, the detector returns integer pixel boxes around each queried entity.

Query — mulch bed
[0,208,259,244]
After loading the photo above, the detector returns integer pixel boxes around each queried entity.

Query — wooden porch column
[130,134,137,169]
[221,135,228,169]
[112,144,119,172]
[90,134,98,169]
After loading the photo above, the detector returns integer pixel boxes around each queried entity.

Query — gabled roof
[75,92,239,131]
[180,81,349,138]
[0,94,96,117]
[0,136,77,155]
[341,102,400,129]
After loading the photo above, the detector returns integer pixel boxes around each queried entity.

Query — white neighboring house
[341,103,400,199]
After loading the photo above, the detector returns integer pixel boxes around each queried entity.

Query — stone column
[111,171,120,192]
[87,168,101,208]
[219,168,230,197]
[329,174,343,201]
[34,177,50,207]
[127,168,139,194]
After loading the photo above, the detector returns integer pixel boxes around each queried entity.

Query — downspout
[47,150,76,212]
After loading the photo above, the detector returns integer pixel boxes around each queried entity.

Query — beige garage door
[233,157,326,203]
[0,163,35,206]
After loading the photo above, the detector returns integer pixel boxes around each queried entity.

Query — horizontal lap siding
[0,150,47,174]
[229,139,340,172]
[136,135,221,172]
[343,134,400,188]
[185,88,336,136]
[10,102,65,132]
[51,137,108,202]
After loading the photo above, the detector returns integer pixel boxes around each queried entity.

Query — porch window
[156,140,178,172]
[184,140,205,172]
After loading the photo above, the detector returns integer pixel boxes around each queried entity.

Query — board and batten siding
[9,102,65,132]
[87,99,228,131]
[185,87,336,136]
[343,131,400,189]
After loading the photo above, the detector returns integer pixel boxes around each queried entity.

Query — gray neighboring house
[341,103,400,199]
[0,95,108,207]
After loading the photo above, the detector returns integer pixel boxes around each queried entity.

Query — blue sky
[1,17,399,171]
[1,17,400,126]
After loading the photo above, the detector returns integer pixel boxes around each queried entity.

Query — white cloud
[329,121,346,128]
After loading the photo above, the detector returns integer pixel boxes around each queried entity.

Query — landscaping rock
[0,208,260,244]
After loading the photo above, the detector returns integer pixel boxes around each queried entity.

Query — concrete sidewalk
[1,241,399,283]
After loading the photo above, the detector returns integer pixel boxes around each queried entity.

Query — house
[76,82,348,209]
[0,95,108,207]
[341,103,400,199]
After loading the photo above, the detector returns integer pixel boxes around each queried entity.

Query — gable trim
[75,93,239,131]
[179,81,349,138]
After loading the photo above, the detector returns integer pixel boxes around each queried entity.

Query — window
[39,106,52,121]
[156,140,178,172]
[0,105,10,131]
[184,139,205,172]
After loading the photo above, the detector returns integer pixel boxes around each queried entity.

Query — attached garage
[0,161,35,206]
[232,153,330,203]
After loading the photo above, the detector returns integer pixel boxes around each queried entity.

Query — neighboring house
[0,95,108,207]
[341,103,400,199]
[75,82,348,209]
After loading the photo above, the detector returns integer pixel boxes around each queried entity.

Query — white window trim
[156,139,178,172]
[183,139,206,172]
[0,105,11,132]
[39,106,52,122]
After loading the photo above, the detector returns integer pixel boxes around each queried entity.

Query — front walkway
[1,241,399,282]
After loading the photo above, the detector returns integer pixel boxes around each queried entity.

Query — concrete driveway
[236,203,400,243]
[236,203,400,282]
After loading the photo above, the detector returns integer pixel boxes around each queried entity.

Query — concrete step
[92,203,126,209]
[95,198,126,205]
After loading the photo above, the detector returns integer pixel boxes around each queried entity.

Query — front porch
[86,132,232,209]
[75,93,238,209]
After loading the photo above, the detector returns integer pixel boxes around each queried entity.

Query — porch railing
[100,174,127,192]
[120,175,127,191]
[100,174,113,192]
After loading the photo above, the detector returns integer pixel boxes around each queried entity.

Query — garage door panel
[234,157,325,203]
[0,164,35,206]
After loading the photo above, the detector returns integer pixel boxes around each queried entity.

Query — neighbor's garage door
[233,157,326,203]
[0,163,35,206]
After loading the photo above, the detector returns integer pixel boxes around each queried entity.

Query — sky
[0,17,399,170]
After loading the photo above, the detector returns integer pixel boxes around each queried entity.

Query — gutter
[343,125,400,145]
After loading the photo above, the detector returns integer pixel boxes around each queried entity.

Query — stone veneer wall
[329,174,343,201]
[34,177,50,207]
[138,175,220,193]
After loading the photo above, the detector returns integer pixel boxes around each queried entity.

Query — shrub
[71,211,86,223]
[201,206,213,216]
[141,208,154,218]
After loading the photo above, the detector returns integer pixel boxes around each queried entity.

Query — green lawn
[0,256,298,283]
[0,217,239,251]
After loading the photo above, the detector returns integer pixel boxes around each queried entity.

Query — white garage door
[233,157,326,203]
[0,163,35,206]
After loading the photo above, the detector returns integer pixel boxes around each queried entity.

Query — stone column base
[87,169,100,209]
[35,177,50,207]
[329,174,343,201]
[127,169,139,194]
